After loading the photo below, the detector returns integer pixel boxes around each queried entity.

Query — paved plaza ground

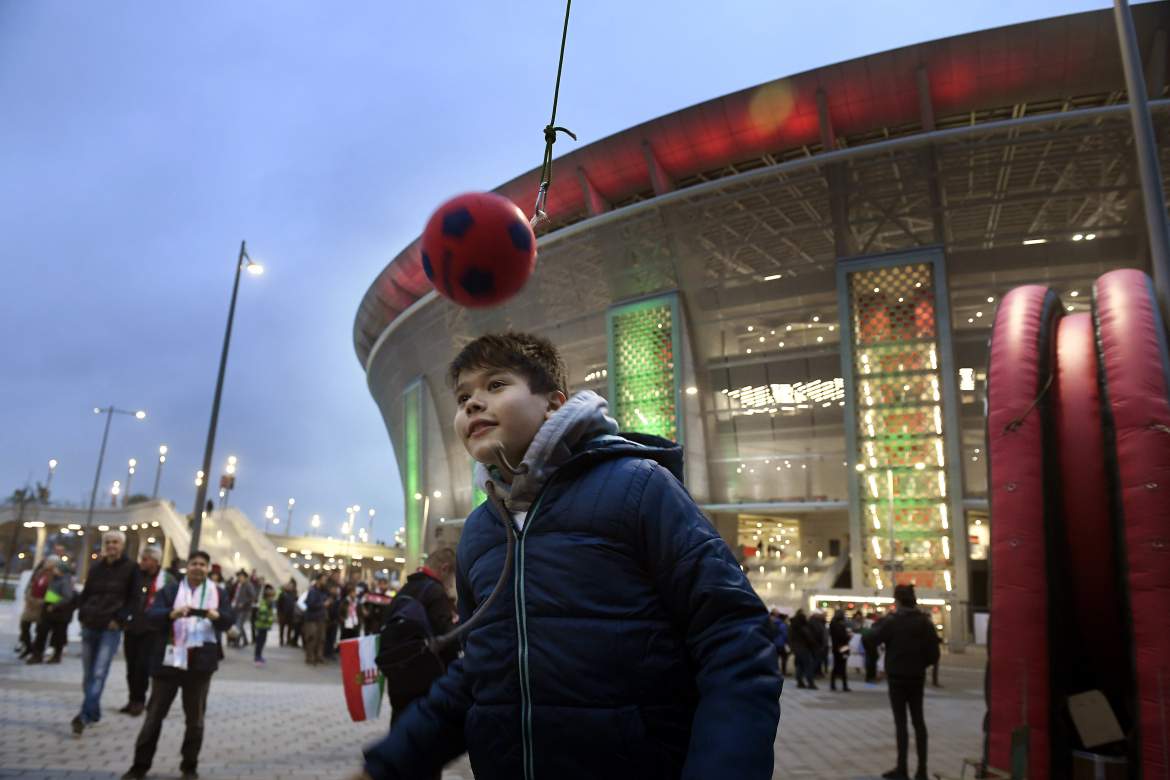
[0,613,988,780]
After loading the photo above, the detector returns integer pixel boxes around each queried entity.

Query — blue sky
[0,1,1111,538]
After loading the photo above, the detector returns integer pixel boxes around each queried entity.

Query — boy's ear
[544,390,567,418]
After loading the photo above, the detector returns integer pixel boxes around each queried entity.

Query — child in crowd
[253,584,276,666]
[358,332,781,780]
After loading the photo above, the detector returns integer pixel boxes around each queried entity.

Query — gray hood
[474,390,619,512]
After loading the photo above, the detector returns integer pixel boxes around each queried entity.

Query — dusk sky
[1,1,1110,538]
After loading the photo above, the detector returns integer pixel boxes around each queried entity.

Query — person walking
[253,584,276,666]
[810,610,829,678]
[876,584,941,780]
[769,609,789,677]
[22,556,56,662]
[121,550,234,780]
[339,585,362,641]
[301,573,329,665]
[29,557,75,664]
[863,612,884,683]
[120,545,172,716]
[229,571,255,648]
[789,609,817,689]
[829,609,852,692]
[276,580,295,646]
[376,548,459,728]
[72,530,139,736]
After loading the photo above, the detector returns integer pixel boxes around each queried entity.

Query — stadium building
[354,4,1170,643]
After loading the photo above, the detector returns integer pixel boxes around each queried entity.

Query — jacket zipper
[511,490,547,780]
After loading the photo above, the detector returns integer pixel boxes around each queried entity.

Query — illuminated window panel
[846,261,954,592]
[471,458,486,509]
[403,383,422,566]
[607,294,681,443]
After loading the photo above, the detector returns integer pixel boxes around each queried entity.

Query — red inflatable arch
[1054,313,1129,717]
[1093,269,1170,778]
[986,285,1063,779]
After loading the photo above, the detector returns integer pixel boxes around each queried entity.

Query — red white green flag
[340,635,384,721]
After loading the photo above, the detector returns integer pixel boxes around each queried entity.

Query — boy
[360,332,781,779]
[254,584,276,666]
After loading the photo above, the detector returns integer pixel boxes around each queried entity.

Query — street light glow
[49,458,58,469]
[246,262,264,276]
[159,445,168,456]
[227,455,238,466]
[129,458,137,468]
[135,410,146,420]
[311,514,321,528]
[288,498,296,506]
[433,490,442,499]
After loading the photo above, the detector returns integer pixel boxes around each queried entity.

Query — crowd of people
[766,586,942,780]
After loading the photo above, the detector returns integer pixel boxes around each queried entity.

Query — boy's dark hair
[188,550,211,564]
[448,332,567,396]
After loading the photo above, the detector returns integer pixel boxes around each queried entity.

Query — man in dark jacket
[73,530,139,736]
[357,332,781,780]
[302,573,329,665]
[788,609,817,689]
[119,545,172,717]
[121,549,234,780]
[376,548,458,725]
[829,609,852,692]
[875,584,941,780]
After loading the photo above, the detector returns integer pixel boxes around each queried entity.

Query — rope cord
[1003,372,1055,433]
[531,0,576,227]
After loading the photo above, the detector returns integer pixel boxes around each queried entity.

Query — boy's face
[454,367,565,473]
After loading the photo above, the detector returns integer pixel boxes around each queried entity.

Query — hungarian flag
[340,635,384,721]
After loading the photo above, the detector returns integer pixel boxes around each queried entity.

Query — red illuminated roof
[355,3,1164,364]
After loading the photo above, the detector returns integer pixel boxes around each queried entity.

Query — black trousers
[131,670,212,774]
[831,651,849,689]
[32,619,68,657]
[865,650,879,682]
[777,649,789,676]
[124,632,162,704]
[888,676,928,773]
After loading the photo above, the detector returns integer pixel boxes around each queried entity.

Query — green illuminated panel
[403,383,422,567]
[471,458,486,509]
[606,294,681,443]
[847,263,954,592]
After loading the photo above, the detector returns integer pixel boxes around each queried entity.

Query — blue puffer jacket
[363,434,781,780]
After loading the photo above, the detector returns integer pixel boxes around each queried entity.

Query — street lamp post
[189,240,263,554]
[110,480,122,508]
[310,514,321,536]
[81,405,145,579]
[287,498,295,535]
[125,458,137,506]
[46,459,58,497]
[152,445,167,500]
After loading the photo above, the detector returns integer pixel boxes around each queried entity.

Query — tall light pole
[310,514,321,536]
[220,455,238,512]
[82,405,145,578]
[368,507,376,543]
[189,240,263,554]
[110,480,122,508]
[152,446,167,500]
[265,505,276,535]
[124,458,137,505]
[45,459,58,497]
[287,498,296,535]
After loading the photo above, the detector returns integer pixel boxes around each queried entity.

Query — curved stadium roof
[354,2,1168,367]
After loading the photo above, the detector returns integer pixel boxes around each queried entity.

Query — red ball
[420,192,537,308]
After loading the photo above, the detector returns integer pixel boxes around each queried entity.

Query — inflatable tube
[986,285,1063,780]
[1093,268,1170,779]
[1054,313,1130,720]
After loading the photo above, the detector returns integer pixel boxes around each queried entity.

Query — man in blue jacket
[357,332,782,780]
[121,550,234,780]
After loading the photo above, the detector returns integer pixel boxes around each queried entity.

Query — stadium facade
[355,4,1170,642]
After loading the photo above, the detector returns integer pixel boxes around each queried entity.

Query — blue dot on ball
[508,221,532,252]
[442,207,475,238]
[421,251,434,280]
[461,266,495,298]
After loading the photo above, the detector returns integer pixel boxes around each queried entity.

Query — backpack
[375,584,447,700]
